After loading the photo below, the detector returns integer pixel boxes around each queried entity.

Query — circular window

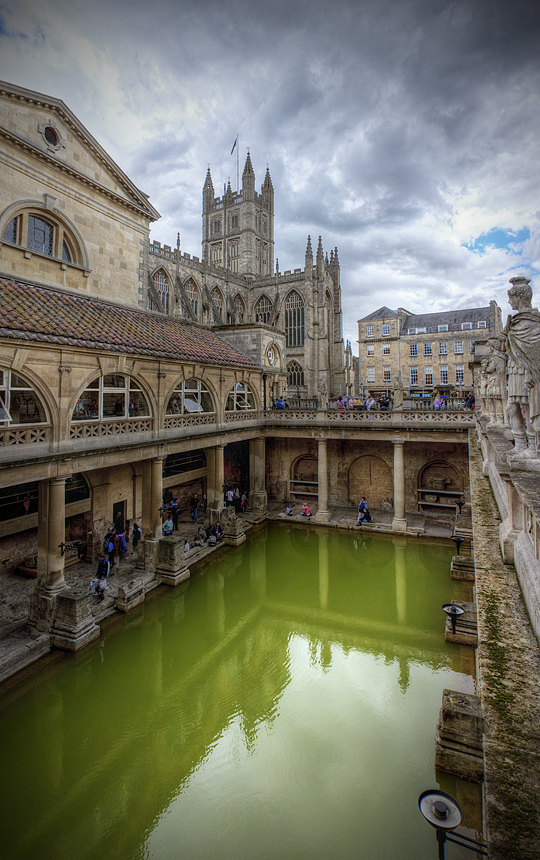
[44,126,59,146]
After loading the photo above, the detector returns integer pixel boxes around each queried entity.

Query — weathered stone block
[116,578,145,612]
[51,588,100,651]
[435,689,484,782]
[156,537,190,586]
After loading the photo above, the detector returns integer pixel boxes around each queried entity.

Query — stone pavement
[0,503,455,685]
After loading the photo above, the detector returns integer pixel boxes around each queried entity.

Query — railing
[70,418,152,439]
[263,408,474,426]
[0,424,50,446]
[224,410,261,423]
[165,413,217,430]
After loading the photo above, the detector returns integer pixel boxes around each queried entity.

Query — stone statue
[478,358,489,417]
[484,336,507,426]
[504,276,540,458]
[393,376,404,409]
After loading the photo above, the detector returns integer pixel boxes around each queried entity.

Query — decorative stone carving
[392,377,404,409]
[504,276,540,459]
[484,336,507,426]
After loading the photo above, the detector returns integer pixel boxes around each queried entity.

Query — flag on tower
[231,136,238,155]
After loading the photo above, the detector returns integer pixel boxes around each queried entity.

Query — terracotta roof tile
[0,278,259,370]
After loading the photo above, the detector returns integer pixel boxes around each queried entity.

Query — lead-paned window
[167,379,214,415]
[285,291,304,348]
[226,382,256,411]
[0,370,48,425]
[72,376,150,421]
[255,295,272,324]
[287,361,304,387]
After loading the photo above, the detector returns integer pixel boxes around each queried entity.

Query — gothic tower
[201,153,274,279]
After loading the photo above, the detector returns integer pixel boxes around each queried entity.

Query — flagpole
[236,134,239,193]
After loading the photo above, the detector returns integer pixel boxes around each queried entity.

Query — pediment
[0,81,159,220]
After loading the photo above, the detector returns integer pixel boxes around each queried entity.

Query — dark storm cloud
[2,0,540,341]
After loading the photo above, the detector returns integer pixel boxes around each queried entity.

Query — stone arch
[291,456,318,483]
[418,460,462,493]
[348,455,393,509]
[0,363,54,428]
[70,372,155,424]
[1,199,89,268]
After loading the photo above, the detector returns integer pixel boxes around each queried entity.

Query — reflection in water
[0,524,476,860]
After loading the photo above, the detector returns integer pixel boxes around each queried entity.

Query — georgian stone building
[357,303,502,397]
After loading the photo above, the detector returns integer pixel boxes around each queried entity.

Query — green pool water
[0,524,478,860]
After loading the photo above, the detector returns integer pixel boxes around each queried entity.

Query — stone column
[207,444,225,523]
[315,437,330,522]
[392,439,407,532]
[140,457,164,572]
[250,436,267,515]
[31,476,69,631]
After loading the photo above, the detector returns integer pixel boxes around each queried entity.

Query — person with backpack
[357,497,372,525]
[115,530,128,565]
[131,522,141,554]
[103,528,116,568]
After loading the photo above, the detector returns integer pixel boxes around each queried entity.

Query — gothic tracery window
[285,291,305,347]
[150,269,170,313]
[255,295,272,324]
[184,279,199,316]
[287,361,304,387]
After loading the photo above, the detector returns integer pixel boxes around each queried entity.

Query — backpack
[115,534,127,552]
[103,536,114,553]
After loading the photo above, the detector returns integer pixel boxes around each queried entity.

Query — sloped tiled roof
[0,278,259,370]
[401,306,490,332]
[358,306,398,322]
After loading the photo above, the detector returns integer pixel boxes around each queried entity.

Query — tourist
[301,503,311,517]
[190,493,199,523]
[275,397,285,409]
[214,522,223,540]
[226,487,234,507]
[162,515,174,536]
[96,553,110,579]
[170,498,180,530]
[115,530,127,565]
[357,497,372,524]
[197,526,207,544]
[348,396,356,409]
[97,575,108,601]
[240,491,247,512]
[285,504,294,516]
[337,397,346,411]
[433,394,443,410]
[131,522,141,553]
[103,528,116,568]
[184,540,190,553]
[365,394,376,410]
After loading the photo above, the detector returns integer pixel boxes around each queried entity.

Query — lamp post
[418,789,488,858]
[451,534,465,554]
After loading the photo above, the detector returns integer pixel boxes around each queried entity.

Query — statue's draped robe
[506,309,540,427]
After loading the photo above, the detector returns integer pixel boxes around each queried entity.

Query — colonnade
[314,436,407,531]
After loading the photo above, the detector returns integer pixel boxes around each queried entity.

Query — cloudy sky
[1,0,540,345]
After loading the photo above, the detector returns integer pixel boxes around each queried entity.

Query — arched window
[255,295,272,324]
[150,269,170,313]
[287,361,304,387]
[2,208,82,265]
[166,379,214,415]
[0,370,49,425]
[72,375,151,421]
[184,279,199,317]
[208,286,223,325]
[285,291,304,347]
[226,382,256,411]
[233,293,245,322]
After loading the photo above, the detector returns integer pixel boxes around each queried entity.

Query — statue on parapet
[504,276,540,458]
[484,336,507,427]
[393,375,404,409]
